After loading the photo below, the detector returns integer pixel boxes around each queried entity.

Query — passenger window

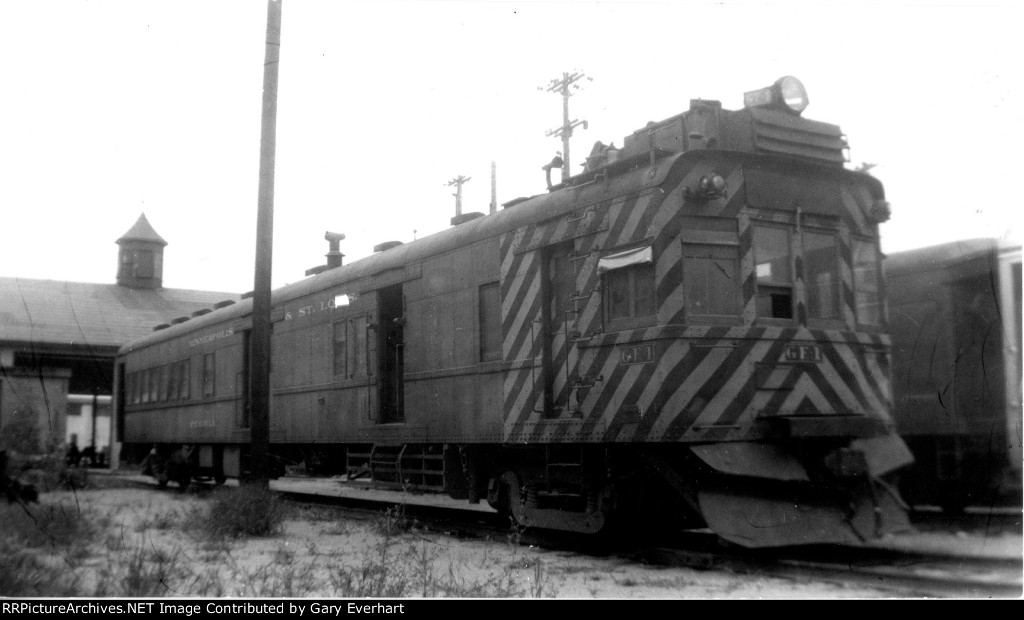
[479,282,501,362]
[683,244,739,318]
[333,321,346,376]
[149,368,159,403]
[753,225,793,319]
[130,372,139,405]
[179,360,191,400]
[202,352,216,398]
[803,231,839,319]
[167,363,178,402]
[141,369,150,403]
[348,316,367,378]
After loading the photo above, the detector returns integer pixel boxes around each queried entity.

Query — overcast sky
[1,0,1020,293]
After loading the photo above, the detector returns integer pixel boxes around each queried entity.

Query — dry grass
[0,483,550,598]
[0,478,916,598]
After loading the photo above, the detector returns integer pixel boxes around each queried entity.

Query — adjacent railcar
[887,239,1022,510]
[115,77,914,547]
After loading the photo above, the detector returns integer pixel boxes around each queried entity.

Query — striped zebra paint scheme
[499,151,890,444]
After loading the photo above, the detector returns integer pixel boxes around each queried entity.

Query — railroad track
[269,477,1024,598]
[910,506,1022,534]
[637,534,1022,598]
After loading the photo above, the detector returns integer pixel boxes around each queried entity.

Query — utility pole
[489,161,496,214]
[541,71,590,183]
[250,0,282,487]
[448,175,471,217]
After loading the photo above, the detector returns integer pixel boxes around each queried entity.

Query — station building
[0,214,237,463]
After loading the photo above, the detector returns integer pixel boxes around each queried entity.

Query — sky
[1,0,1021,293]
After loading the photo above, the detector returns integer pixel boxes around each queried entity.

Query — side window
[141,369,151,403]
[600,246,656,330]
[167,362,178,402]
[333,321,347,376]
[129,372,138,405]
[853,239,881,325]
[119,251,133,280]
[479,282,502,362]
[753,225,793,319]
[179,359,191,400]
[683,244,739,319]
[159,364,169,402]
[149,368,159,403]
[136,250,155,278]
[803,231,839,320]
[202,352,216,398]
[348,316,367,378]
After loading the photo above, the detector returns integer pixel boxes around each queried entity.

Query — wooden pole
[249,0,282,486]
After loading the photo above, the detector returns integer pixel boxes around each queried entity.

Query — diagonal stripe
[840,184,867,233]
[667,332,793,437]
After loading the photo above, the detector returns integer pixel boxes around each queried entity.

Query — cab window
[803,231,839,319]
[683,244,739,319]
[753,225,793,319]
[853,239,881,325]
[600,246,655,330]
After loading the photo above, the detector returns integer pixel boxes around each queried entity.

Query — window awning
[598,246,652,273]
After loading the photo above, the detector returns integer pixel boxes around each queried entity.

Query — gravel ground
[6,470,1019,599]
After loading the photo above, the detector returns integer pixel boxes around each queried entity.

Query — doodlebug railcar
[887,239,1022,511]
[115,77,914,548]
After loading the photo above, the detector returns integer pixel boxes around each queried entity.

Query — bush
[200,484,286,539]
[0,408,43,454]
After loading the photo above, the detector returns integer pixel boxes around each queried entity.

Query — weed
[328,530,409,597]
[373,504,413,537]
[95,543,187,597]
[241,561,319,597]
[1,497,94,559]
[272,543,295,565]
[199,484,286,539]
[135,506,181,532]
[185,567,227,597]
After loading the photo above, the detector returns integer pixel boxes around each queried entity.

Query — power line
[540,71,590,183]
[447,175,471,217]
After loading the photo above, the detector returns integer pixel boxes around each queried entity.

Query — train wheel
[486,470,522,522]
[177,477,190,492]
[500,470,528,527]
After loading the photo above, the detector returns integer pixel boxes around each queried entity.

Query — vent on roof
[503,196,530,209]
[191,309,212,318]
[214,300,236,309]
[374,241,403,252]
[153,324,170,331]
[171,316,190,325]
[450,212,484,226]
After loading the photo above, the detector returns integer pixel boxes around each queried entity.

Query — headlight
[743,76,809,115]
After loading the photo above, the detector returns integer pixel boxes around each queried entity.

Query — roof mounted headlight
[743,76,809,115]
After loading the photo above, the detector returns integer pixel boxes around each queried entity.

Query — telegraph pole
[489,161,497,214]
[448,175,471,217]
[541,71,589,183]
[250,0,282,486]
